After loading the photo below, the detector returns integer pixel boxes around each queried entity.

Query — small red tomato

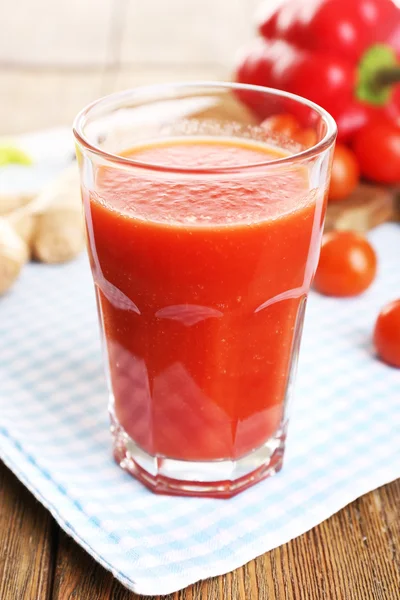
[374,299,400,368]
[329,144,360,202]
[313,231,377,297]
[261,114,301,137]
[353,120,400,185]
[261,114,318,149]
[293,127,318,149]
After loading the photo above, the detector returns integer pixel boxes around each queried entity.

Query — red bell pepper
[235,0,400,142]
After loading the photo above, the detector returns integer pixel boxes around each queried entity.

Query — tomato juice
[83,136,323,463]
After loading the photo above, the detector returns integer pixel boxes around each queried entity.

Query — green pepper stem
[375,66,400,88]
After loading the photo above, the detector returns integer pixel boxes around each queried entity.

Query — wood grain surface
[0,46,399,599]
[1,462,399,599]
[325,184,400,233]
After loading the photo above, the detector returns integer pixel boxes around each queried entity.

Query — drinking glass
[73,82,336,497]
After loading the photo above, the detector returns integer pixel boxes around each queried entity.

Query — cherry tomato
[313,231,377,297]
[374,299,400,368]
[261,114,317,149]
[294,127,318,149]
[329,144,360,202]
[261,114,301,137]
[353,120,400,185]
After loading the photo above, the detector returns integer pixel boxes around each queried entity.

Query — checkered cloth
[0,224,399,596]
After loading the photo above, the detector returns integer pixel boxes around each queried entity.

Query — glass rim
[73,81,337,174]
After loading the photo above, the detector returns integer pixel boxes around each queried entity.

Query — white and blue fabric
[0,130,399,595]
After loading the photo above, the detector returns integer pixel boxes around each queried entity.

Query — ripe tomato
[373,299,400,368]
[261,114,301,138]
[329,144,360,202]
[261,114,317,149]
[294,127,318,149]
[353,120,400,185]
[313,231,377,297]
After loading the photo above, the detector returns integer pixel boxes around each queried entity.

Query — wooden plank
[0,69,105,135]
[0,0,261,70]
[119,0,255,68]
[273,480,400,600]
[325,184,398,233]
[0,461,55,600]
[51,531,115,599]
[104,65,226,96]
[0,453,398,600]
[52,529,211,600]
[49,480,400,599]
[0,66,230,136]
[0,0,114,66]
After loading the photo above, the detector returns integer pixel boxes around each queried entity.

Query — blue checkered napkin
[0,224,399,596]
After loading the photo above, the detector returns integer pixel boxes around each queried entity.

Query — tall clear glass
[73,82,336,497]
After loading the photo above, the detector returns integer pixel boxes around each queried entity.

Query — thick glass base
[111,414,286,498]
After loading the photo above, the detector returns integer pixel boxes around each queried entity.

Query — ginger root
[33,208,84,263]
[8,164,85,262]
[27,165,84,263]
[0,193,35,216]
[0,164,85,294]
[0,218,29,295]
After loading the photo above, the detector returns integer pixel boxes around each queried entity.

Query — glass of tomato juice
[73,83,336,497]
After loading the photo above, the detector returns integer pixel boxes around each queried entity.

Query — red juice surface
[85,137,323,461]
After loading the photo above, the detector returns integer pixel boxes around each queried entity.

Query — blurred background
[0,0,398,287]
[0,0,261,134]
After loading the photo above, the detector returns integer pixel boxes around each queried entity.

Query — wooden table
[1,463,399,599]
[1,66,399,599]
